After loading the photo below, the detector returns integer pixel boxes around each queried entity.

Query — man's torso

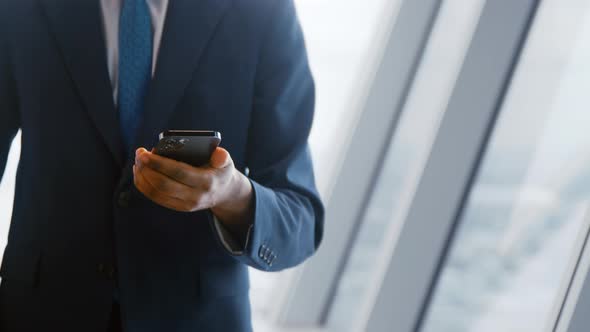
[0,1,281,331]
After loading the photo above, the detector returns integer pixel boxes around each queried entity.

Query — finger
[137,164,195,201]
[136,149,200,186]
[209,147,233,169]
[136,147,149,158]
[134,164,194,212]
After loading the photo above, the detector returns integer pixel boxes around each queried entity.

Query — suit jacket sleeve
[0,19,20,183]
[215,0,325,271]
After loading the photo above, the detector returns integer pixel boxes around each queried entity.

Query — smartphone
[153,130,222,167]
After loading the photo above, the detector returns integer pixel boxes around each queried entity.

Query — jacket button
[106,266,116,279]
[98,263,116,279]
[118,191,131,208]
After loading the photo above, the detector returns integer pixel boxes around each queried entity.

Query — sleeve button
[259,244,269,259]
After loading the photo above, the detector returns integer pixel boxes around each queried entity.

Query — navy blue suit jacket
[0,0,324,331]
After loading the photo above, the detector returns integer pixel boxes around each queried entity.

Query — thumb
[209,147,232,169]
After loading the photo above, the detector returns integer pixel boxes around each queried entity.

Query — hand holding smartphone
[153,130,221,167]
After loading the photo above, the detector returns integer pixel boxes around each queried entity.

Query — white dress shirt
[99,0,245,254]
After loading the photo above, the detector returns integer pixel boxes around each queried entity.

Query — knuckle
[154,178,167,192]
[136,178,149,195]
[144,185,156,198]
[148,160,160,171]
[172,168,186,181]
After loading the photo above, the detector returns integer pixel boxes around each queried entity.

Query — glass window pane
[302,0,404,195]
[422,1,590,331]
[325,0,486,330]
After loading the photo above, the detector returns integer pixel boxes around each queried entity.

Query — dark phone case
[153,131,221,167]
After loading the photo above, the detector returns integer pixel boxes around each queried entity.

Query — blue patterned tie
[118,0,153,154]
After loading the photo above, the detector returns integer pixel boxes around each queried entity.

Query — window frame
[553,207,590,332]
[359,0,542,331]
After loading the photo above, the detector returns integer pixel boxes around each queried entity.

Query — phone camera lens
[160,138,185,153]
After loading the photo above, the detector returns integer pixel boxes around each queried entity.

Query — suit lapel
[39,0,124,166]
[134,0,233,150]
